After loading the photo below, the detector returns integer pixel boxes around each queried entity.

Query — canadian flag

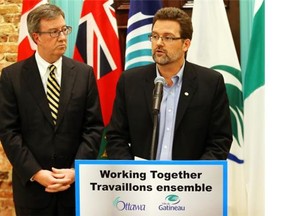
[17,0,48,61]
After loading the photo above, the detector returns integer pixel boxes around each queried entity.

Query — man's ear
[183,39,191,52]
[31,32,39,44]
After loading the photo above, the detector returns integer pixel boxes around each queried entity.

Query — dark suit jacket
[0,55,104,208]
[106,61,232,160]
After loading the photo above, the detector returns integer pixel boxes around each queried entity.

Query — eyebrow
[152,32,177,36]
[46,25,67,31]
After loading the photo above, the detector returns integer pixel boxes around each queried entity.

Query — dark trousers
[15,195,75,216]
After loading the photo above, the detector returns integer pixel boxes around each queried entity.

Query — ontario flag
[18,0,48,61]
[73,0,122,125]
[73,0,122,158]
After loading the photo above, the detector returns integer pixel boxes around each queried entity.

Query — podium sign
[75,160,227,216]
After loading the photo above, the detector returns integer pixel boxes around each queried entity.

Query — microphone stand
[150,113,158,160]
[150,76,165,160]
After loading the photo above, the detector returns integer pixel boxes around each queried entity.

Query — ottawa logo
[113,196,146,211]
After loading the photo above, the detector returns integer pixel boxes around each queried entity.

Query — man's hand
[33,168,75,193]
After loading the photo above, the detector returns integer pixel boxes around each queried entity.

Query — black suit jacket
[0,55,104,208]
[106,61,232,160]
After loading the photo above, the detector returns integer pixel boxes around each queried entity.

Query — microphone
[150,76,165,160]
[152,76,165,115]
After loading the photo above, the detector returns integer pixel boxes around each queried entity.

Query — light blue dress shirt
[156,63,184,160]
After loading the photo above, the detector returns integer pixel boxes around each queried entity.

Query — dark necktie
[47,65,60,125]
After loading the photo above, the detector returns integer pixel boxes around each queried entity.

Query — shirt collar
[156,62,185,87]
[35,51,62,76]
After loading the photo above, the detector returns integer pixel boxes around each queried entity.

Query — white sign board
[75,160,227,216]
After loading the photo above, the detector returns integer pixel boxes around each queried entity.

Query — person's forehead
[40,16,66,29]
[152,20,180,34]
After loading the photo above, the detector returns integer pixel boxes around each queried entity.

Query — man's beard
[152,53,170,65]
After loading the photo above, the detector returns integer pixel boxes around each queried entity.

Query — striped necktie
[47,65,60,125]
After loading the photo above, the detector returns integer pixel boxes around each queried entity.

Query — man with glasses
[106,7,232,161]
[0,4,104,215]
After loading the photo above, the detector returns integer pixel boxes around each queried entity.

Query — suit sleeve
[106,73,134,159]
[0,68,42,184]
[200,74,233,160]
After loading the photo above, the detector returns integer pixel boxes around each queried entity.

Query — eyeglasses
[37,26,72,38]
[148,34,183,43]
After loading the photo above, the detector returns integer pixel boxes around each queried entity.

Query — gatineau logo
[158,194,185,211]
[113,196,146,211]
[165,194,180,205]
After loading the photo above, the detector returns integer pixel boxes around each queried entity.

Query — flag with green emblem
[186,0,246,215]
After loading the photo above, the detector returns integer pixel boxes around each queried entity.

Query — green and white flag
[187,0,246,215]
[243,0,265,215]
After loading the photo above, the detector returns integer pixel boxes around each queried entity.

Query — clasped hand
[33,167,75,193]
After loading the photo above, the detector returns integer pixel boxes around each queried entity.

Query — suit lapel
[55,57,76,129]
[143,64,157,122]
[23,56,54,126]
[143,62,198,126]
[175,62,198,130]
